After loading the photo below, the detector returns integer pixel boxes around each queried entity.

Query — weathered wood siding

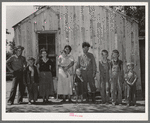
[13,6,141,90]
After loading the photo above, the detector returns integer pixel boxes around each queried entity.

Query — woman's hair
[82,42,90,48]
[40,48,48,54]
[101,50,108,55]
[64,45,72,53]
[39,48,48,58]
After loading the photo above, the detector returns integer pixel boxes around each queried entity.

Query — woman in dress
[57,45,74,102]
[37,48,54,103]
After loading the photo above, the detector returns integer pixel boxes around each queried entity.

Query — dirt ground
[6,81,145,113]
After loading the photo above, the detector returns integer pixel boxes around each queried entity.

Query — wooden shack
[12,6,141,92]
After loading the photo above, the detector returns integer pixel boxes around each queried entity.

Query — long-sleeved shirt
[76,52,97,75]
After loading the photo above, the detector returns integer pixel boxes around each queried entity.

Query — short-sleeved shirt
[125,71,137,84]
[37,58,53,72]
[6,55,26,71]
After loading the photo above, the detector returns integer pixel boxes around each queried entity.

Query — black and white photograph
[2,2,148,121]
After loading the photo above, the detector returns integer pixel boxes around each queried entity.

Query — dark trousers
[127,84,136,105]
[27,83,38,102]
[8,71,25,103]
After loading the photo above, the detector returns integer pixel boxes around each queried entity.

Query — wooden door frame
[36,30,59,78]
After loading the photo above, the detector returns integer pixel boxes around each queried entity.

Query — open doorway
[38,33,56,77]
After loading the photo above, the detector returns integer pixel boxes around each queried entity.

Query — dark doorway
[38,33,56,77]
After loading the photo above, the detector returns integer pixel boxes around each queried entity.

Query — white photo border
[2,2,148,121]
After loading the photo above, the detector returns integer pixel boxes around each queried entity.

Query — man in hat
[7,45,27,105]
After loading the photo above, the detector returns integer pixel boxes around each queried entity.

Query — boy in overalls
[110,50,123,105]
[99,50,111,104]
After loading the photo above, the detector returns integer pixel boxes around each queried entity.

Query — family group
[6,42,138,107]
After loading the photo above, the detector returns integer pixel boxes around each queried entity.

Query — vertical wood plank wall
[14,6,141,90]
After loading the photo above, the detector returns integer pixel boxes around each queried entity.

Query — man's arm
[92,54,97,78]
[75,56,80,70]
[6,56,14,73]
[23,57,27,67]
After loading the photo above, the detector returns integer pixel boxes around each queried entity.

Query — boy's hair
[112,50,119,55]
[127,63,134,68]
[82,42,90,48]
[101,50,108,55]
[27,56,35,62]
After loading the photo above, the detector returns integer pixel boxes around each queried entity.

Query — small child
[74,68,84,103]
[58,50,71,78]
[110,50,123,105]
[124,63,138,106]
[23,57,39,104]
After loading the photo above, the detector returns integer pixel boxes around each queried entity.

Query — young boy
[125,63,138,106]
[23,57,39,104]
[74,68,84,103]
[99,50,111,104]
[110,50,123,105]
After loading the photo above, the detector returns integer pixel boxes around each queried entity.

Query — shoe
[69,99,73,103]
[43,99,46,103]
[61,99,66,103]
[112,102,116,106]
[18,101,22,104]
[33,100,36,104]
[101,101,106,104]
[28,102,32,105]
[45,99,49,103]
[7,101,13,105]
